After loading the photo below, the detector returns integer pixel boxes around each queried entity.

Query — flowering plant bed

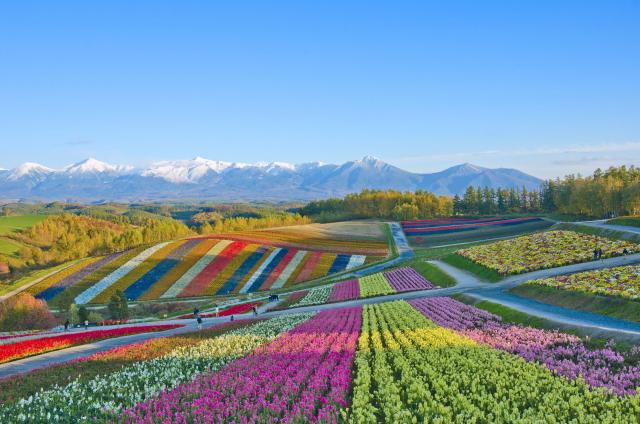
[0,324,182,364]
[456,230,638,275]
[176,301,264,319]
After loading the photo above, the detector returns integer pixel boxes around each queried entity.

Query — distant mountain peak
[8,162,55,180]
[0,155,543,200]
[64,158,133,174]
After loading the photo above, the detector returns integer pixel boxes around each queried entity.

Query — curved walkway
[577,220,640,235]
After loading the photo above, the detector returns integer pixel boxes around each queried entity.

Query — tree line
[300,189,453,221]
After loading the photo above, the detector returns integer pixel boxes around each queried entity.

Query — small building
[0,262,9,276]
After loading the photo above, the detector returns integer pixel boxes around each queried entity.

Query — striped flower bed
[74,243,171,305]
[401,217,543,236]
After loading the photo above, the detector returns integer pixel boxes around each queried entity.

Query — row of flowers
[402,217,542,236]
[0,324,182,364]
[524,265,640,300]
[457,230,638,275]
[347,301,640,422]
[409,297,640,395]
[0,313,314,422]
[120,307,362,423]
[176,301,264,319]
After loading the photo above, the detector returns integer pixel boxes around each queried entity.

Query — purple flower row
[120,307,362,423]
[383,267,437,292]
[328,279,360,302]
[409,297,640,395]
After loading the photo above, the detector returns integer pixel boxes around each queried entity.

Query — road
[577,219,640,235]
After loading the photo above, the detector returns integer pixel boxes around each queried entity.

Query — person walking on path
[84,319,89,330]
[598,247,604,260]
[252,306,258,316]
[593,248,599,260]
[196,315,203,330]
[193,306,200,319]
[64,320,70,332]
[215,306,219,317]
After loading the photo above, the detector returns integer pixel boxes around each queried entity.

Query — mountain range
[0,156,543,202]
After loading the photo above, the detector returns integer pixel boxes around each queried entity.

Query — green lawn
[608,216,640,228]
[511,284,640,324]
[441,253,502,282]
[0,215,46,235]
[0,237,23,256]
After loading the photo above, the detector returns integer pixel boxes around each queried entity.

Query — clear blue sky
[1,1,638,178]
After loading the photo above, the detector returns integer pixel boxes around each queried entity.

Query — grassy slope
[441,253,502,282]
[554,222,640,243]
[511,284,640,324]
[607,216,640,228]
[0,215,47,258]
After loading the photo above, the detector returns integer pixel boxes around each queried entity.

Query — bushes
[0,292,57,331]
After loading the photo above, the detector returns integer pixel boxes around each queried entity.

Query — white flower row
[74,242,171,305]
[296,285,332,307]
[1,313,314,423]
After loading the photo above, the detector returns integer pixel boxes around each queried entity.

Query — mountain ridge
[0,156,543,201]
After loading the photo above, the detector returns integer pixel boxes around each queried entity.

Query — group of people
[593,247,604,260]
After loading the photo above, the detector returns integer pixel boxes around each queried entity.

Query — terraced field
[23,225,386,304]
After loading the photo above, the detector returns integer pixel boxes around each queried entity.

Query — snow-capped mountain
[0,156,543,201]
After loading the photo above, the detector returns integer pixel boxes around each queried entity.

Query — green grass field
[0,215,46,235]
[441,253,502,282]
[608,216,640,228]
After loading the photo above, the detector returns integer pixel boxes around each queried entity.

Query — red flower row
[0,324,182,364]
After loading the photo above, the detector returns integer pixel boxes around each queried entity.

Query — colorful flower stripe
[238,247,282,294]
[403,217,543,236]
[201,243,257,296]
[309,253,337,280]
[270,249,307,290]
[358,273,394,298]
[159,239,226,299]
[60,248,144,303]
[525,265,640,300]
[347,301,639,423]
[286,251,312,284]
[293,251,323,283]
[91,241,184,304]
[30,257,102,301]
[124,238,203,301]
[216,246,269,295]
[75,243,171,304]
[120,307,362,423]
[400,216,511,228]
[458,230,638,275]
[328,278,360,302]
[345,254,366,270]
[179,241,247,298]
[205,231,387,255]
[245,248,289,293]
[328,253,350,274]
[261,248,298,290]
[409,297,640,395]
[0,314,313,422]
[0,325,181,364]
[383,267,437,292]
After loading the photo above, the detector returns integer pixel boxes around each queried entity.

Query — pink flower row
[120,307,362,423]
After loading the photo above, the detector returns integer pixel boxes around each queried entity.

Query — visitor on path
[230,315,234,322]
[84,319,89,330]
[598,248,603,260]
[623,248,629,255]
[593,248,599,260]
[252,306,258,316]
[64,320,70,332]
[197,316,203,330]
[193,306,200,319]
[215,306,219,317]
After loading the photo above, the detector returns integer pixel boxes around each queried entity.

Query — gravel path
[577,220,640,235]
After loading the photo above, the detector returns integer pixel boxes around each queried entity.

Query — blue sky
[1,1,638,178]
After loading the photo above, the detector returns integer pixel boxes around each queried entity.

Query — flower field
[523,265,640,300]
[176,301,264,319]
[2,298,640,422]
[0,324,181,364]
[24,235,376,305]
[401,216,544,236]
[283,267,438,308]
[456,230,638,275]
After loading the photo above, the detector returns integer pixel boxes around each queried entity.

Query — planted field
[0,215,46,258]
[23,233,374,304]
[284,267,438,308]
[402,216,552,247]
[0,324,181,364]
[522,265,640,300]
[2,298,640,421]
[456,230,638,275]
